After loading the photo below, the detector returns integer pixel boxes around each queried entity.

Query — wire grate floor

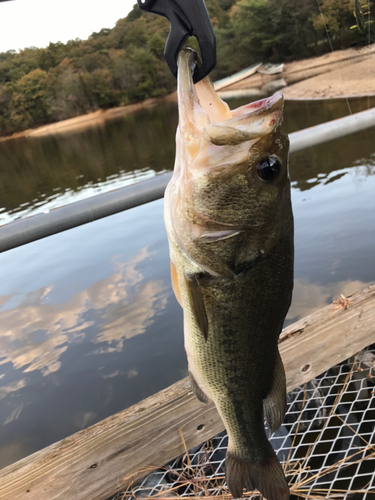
[113,347,375,499]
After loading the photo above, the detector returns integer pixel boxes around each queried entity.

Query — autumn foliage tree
[311,0,372,47]
[0,0,373,135]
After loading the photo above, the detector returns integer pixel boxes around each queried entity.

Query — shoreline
[1,44,374,142]
[282,55,375,100]
[224,43,375,96]
[0,93,177,142]
[284,92,375,100]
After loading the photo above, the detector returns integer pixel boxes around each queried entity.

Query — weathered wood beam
[1,284,375,500]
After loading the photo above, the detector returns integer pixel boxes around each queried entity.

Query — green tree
[229,0,319,62]
[81,68,118,108]
[0,0,372,136]
[218,0,236,10]
[48,59,90,120]
[126,4,142,22]
[0,83,12,134]
[12,68,50,126]
[311,0,374,47]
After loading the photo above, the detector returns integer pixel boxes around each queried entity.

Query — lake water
[0,96,374,469]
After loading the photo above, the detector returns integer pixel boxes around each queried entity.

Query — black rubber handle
[137,0,216,82]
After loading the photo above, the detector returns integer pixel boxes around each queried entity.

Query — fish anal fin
[226,451,289,500]
[170,261,182,307]
[263,349,287,433]
[184,273,209,341]
[189,371,210,403]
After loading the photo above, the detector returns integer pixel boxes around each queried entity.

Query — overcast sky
[0,0,137,53]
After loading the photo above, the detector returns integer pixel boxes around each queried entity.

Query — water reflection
[1,97,374,223]
[0,102,178,223]
[7,270,368,378]
[290,133,375,191]
[286,278,372,324]
[0,379,27,401]
[0,247,167,376]
[0,201,187,468]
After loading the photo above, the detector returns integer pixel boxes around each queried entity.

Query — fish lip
[233,92,284,118]
[178,48,233,129]
[177,48,201,115]
[203,91,284,146]
[177,49,284,144]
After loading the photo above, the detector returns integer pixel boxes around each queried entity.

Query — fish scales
[164,49,294,500]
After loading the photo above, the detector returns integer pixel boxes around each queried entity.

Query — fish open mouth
[177,48,284,149]
[167,49,290,276]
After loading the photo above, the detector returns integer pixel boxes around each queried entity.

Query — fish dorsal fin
[263,349,287,433]
[184,273,209,341]
[170,261,182,307]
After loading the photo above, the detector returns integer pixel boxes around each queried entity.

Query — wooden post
[0,284,375,500]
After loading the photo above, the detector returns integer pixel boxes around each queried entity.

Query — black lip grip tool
[137,0,216,83]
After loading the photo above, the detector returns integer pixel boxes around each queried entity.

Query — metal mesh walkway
[113,346,375,499]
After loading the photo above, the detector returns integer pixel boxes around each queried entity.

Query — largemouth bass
[164,49,293,500]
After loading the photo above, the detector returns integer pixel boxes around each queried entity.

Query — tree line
[0,0,373,136]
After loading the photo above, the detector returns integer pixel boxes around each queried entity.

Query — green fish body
[164,49,293,500]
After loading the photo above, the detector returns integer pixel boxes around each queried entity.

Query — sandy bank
[282,57,375,99]
[221,43,375,99]
[0,93,177,142]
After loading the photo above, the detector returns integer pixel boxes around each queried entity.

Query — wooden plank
[1,284,375,500]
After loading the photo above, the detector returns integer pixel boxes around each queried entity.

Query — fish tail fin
[263,348,287,433]
[225,451,289,500]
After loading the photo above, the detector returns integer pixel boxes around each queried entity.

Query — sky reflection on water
[287,162,375,319]
[0,201,185,468]
[0,99,374,469]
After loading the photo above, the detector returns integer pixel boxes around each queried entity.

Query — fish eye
[257,156,280,182]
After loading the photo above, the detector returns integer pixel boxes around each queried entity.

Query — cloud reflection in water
[286,278,372,325]
[0,245,168,377]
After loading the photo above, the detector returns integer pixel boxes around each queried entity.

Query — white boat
[218,88,265,100]
[261,78,287,93]
[257,63,285,75]
[213,62,262,91]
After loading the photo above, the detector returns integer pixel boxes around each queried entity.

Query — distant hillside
[0,0,372,136]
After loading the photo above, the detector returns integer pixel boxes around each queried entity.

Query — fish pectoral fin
[170,261,183,307]
[184,273,209,341]
[263,349,287,433]
[189,371,210,403]
[226,450,289,500]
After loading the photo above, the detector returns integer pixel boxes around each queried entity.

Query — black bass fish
[164,49,293,500]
